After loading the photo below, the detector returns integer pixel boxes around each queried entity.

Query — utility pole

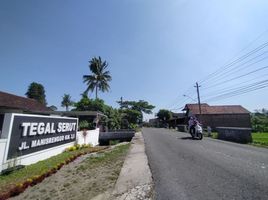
[194,82,202,115]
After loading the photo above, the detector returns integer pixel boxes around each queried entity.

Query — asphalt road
[142,128,268,200]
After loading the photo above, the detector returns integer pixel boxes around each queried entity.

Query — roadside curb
[111,132,153,200]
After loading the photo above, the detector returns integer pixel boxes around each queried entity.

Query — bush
[129,123,140,132]
[109,140,120,146]
[79,120,89,130]
[211,132,218,139]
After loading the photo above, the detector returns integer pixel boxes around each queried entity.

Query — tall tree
[73,95,106,113]
[156,109,172,121]
[25,82,47,105]
[117,100,155,123]
[61,94,73,111]
[83,56,112,99]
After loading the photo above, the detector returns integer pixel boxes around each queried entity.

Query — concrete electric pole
[194,82,202,115]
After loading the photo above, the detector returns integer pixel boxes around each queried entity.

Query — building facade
[182,103,251,130]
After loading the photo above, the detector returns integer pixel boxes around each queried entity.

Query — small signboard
[6,114,78,160]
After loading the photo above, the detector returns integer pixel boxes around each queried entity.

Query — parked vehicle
[190,123,203,140]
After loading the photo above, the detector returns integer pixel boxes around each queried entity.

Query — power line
[203,81,268,102]
[201,51,268,87]
[201,73,268,98]
[199,41,268,84]
[202,66,268,90]
[166,85,196,109]
[166,29,268,110]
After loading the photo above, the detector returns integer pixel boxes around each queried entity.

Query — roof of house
[0,91,51,112]
[183,103,250,115]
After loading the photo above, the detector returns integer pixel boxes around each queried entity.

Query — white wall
[0,139,7,172]
[18,142,75,166]
[76,128,99,147]
[1,142,75,172]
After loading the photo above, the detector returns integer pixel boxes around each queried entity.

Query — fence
[99,130,135,145]
[76,128,99,146]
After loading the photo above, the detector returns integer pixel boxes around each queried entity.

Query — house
[0,91,51,114]
[148,118,160,127]
[0,91,52,136]
[182,103,251,130]
[168,112,185,128]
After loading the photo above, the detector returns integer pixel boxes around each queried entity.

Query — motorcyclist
[188,117,195,135]
[188,117,199,136]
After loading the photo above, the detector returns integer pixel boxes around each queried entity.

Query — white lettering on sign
[37,122,45,135]
[21,122,31,137]
[18,133,76,151]
[29,123,38,136]
[57,123,76,133]
[21,122,76,137]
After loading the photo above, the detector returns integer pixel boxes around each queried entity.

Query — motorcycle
[190,123,203,140]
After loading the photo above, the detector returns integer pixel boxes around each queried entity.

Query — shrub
[79,120,89,130]
[109,140,120,146]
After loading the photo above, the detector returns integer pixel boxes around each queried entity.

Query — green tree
[61,94,73,111]
[73,95,106,113]
[117,100,155,123]
[83,56,112,99]
[73,95,121,130]
[251,108,268,132]
[102,106,121,130]
[121,109,142,125]
[156,109,172,121]
[25,82,47,105]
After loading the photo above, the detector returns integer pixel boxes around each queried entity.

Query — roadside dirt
[10,143,130,200]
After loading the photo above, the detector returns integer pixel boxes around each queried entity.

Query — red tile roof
[183,104,250,114]
[0,91,51,112]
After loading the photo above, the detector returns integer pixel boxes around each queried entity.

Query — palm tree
[61,94,73,111]
[83,56,112,99]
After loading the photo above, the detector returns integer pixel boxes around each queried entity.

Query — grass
[0,146,104,195]
[0,143,130,200]
[206,131,268,147]
[109,140,120,146]
[252,132,268,147]
[77,143,130,171]
[203,131,218,139]
[211,132,218,139]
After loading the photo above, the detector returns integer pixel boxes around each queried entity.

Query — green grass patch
[211,132,218,139]
[109,140,120,146]
[204,131,218,139]
[77,144,130,171]
[0,146,104,194]
[252,132,268,147]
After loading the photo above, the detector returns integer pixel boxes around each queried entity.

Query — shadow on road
[179,136,193,140]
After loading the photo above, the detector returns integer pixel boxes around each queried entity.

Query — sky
[1,0,268,120]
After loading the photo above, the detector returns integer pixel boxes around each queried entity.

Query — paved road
[142,128,268,200]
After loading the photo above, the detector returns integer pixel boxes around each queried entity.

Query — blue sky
[1,0,268,120]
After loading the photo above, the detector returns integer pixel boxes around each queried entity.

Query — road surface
[142,128,268,200]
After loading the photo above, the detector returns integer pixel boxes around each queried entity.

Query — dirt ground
[10,143,130,200]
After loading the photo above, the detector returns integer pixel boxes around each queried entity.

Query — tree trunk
[95,85,98,99]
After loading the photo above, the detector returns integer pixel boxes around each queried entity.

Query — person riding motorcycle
[188,117,199,136]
